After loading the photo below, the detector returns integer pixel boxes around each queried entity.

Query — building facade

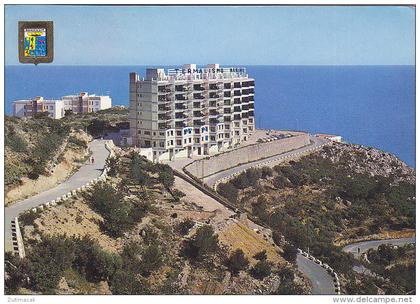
[129,64,255,160]
[13,92,112,119]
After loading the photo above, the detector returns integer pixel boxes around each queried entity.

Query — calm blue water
[5,65,415,167]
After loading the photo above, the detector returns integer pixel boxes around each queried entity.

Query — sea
[4,65,416,168]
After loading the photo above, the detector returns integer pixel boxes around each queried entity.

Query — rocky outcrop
[318,143,415,184]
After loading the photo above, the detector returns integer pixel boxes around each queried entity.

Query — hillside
[217,142,415,295]
[5,149,310,295]
[4,107,128,205]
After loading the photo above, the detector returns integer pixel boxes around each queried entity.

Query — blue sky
[5,5,415,65]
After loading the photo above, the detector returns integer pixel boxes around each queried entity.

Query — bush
[282,244,298,263]
[27,236,76,292]
[261,167,274,178]
[68,136,87,149]
[250,260,272,280]
[140,243,163,276]
[253,250,267,261]
[225,249,249,275]
[73,236,122,282]
[86,182,145,237]
[110,269,150,295]
[6,132,28,153]
[106,156,119,177]
[178,218,195,235]
[183,225,219,260]
[159,170,175,190]
[217,182,239,203]
[5,163,27,185]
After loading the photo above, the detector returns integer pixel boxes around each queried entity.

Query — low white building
[13,97,65,119]
[315,133,343,143]
[13,92,112,119]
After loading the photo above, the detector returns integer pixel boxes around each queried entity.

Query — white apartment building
[13,97,64,119]
[129,64,255,161]
[62,93,112,114]
[13,92,112,119]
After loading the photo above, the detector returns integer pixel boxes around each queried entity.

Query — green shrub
[217,182,238,203]
[110,269,150,295]
[282,244,298,263]
[86,182,145,237]
[6,132,28,153]
[225,249,249,275]
[253,250,267,261]
[183,225,219,260]
[140,243,163,276]
[178,218,195,235]
[68,136,87,149]
[250,260,272,280]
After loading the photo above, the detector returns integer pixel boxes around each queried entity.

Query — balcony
[209,93,219,99]
[193,93,205,100]
[224,83,231,89]
[233,106,241,113]
[158,123,170,130]
[158,105,171,111]
[193,111,204,118]
[158,114,171,120]
[233,114,241,120]
[193,84,206,91]
[175,105,188,110]
[175,94,188,101]
[234,82,241,89]
[158,96,171,102]
[249,103,254,109]
[175,122,187,128]
[193,120,205,127]
[175,113,187,119]
[242,113,249,119]
[158,86,172,93]
[175,85,190,92]
[209,84,218,90]
[224,92,231,97]
[249,111,255,117]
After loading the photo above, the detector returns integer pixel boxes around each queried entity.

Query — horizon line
[5,64,416,67]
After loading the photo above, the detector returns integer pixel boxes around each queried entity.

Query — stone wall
[185,133,310,179]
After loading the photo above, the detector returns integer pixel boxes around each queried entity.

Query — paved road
[5,140,110,252]
[343,237,416,276]
[203,135,327,188]
[296,254,336,295]
[342,237,415,258]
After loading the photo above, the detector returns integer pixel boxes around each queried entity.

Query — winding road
[204,135,328,189]
[296,254,336,294]
[5,139,110,253]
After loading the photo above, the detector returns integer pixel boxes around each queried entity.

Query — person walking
[91,156,95,164]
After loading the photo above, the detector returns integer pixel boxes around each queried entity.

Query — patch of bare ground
[25,197,121,253]
[6,131,92,205]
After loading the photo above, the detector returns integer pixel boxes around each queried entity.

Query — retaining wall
[185,133,310,179]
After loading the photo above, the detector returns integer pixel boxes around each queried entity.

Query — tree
[283,244,298,263]
[27,236,76,292]
[253,250,267,261]
[159,170,175,190]
[73,236,122,282]
[140,244,163,276]
[106,156,119,177]
[178,218,195,235]
[217,182,239,203]
[183,225,219,260]
[226,249,249,275]
[110,270,150,295]
[251,260,272,280]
